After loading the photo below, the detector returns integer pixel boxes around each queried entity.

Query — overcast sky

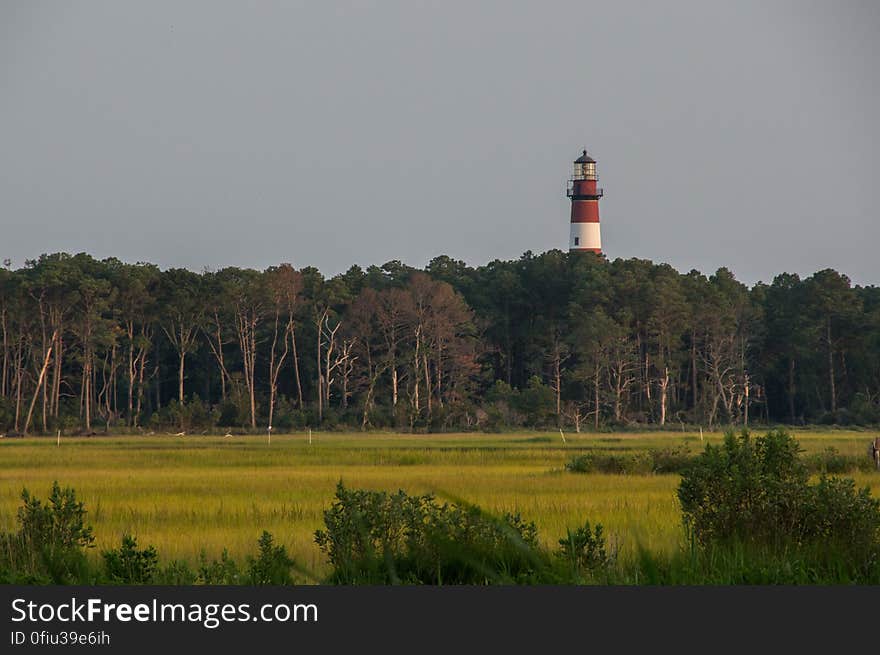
[2,1,878,286]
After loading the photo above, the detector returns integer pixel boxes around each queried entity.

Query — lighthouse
[567,149,603,253]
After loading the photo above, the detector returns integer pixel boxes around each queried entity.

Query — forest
[1,250,878,434]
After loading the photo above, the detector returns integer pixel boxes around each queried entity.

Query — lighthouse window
[574,237,580,246]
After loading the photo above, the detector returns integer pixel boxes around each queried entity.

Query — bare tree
[265,265,302,428]
[159,269,203,426]
[230,270,264,429]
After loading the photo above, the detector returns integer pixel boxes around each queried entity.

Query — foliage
[0,482,94,584]
[557,521,612,577]
[197,549,242,585]
[3,251,880,435]
[246,531,296,585]
[678,429,880,564]
[517,377,556,427]
[650,445,693,473]
[314,482,548,584]
[102,535,159,584]
[566,446,692,475]
[804,446,855,474]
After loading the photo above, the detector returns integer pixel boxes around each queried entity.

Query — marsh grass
[0,430,876,579]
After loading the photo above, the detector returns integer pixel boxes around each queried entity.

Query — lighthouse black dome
[574,150,595,163]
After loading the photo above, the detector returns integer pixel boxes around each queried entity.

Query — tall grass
[0,430,876,578]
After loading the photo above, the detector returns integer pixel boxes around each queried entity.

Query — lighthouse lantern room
[567,149,603,254]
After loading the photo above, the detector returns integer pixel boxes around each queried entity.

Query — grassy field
[0,429,877,579]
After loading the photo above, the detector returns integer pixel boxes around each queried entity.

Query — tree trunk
[127,321,135,426]
[435,339,444,408]
[40,359,48,432]
[248,323,257,429]
[316,316,323,423]
[135,349,147,427]
[13,337,25,431]
[84,354,92,432]
[827,319,836,414]
[362,380,375,429]
[177,346,185,429]
[423,352,431,416]
[659,366,669,426]
[204,316,232,402]
[267,312,290,431]
[412,328,421,413]
[554,351,561,421]
[691,332,698,411]
[24,336,54,434]
[290,320,303,408]
[614,372,622,423]
[0,309,7,398]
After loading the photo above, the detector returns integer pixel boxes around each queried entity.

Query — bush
[806,476,880,559]
[0,482,95,584]
[650,445,693,474]
[557,521,612,577]
[565,453,596,473]
[314,482,548,584]
[270,397,297,431]
[623,451,655,475]
[678,429,808,547]
[217,401,242,428]
[154,560,198,585]
[804,447,857,474]
[565,451,656,475]
[678,429,880,564]
[197,549,242,585]
[102,535,159,584]
[246,531,296,585]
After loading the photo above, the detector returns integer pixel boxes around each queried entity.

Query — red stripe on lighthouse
[571,201,600,223]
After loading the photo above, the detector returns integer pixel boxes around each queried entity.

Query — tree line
[1,250,878,434]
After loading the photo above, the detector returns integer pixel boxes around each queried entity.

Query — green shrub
[556,521,612,577]
[102,535,158,584]
[678,429,880,564]
[806,475,880,560]
[197,549,242,584]
[678,429,808,547]
[314,482,548,584]
[217,401,241,428]
[0,482,95,584]
[650,445,693,474]
[246,531,296,585]
[622,451,654,475]
[566,451,658,475]
[803,447,859,474]
[565,454,595,473]
[17,482,95,551]
[154,560,198,585]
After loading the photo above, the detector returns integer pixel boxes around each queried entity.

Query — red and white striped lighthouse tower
[567,149,603,254]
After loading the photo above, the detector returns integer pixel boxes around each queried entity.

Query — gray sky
[2,1,878,286]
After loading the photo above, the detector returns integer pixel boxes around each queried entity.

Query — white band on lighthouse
[570,222,601,251]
